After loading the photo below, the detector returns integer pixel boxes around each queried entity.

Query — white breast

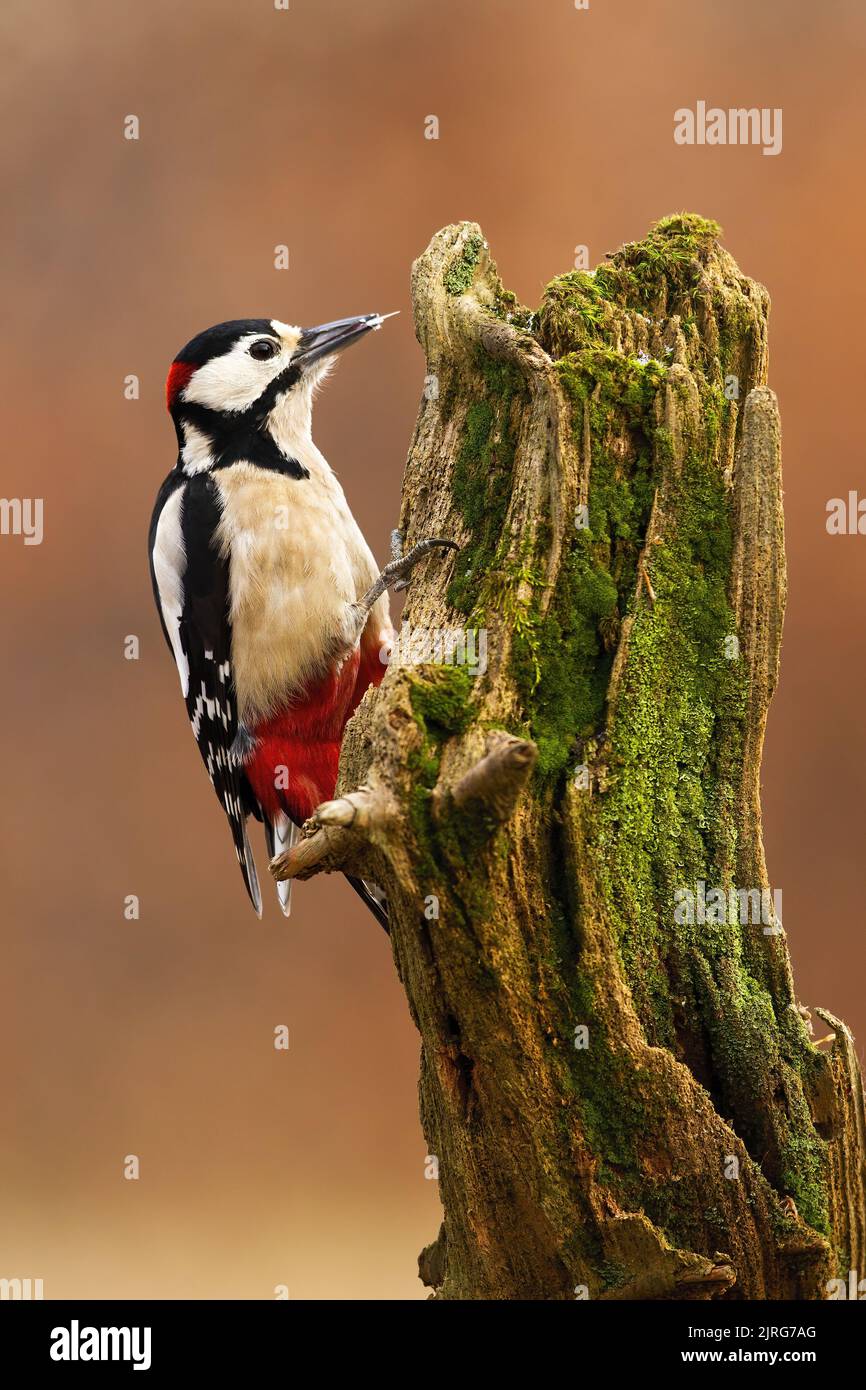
[214,447,390,722]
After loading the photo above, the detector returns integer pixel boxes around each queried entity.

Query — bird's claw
[387,536,458,588]
[355,536,458,614]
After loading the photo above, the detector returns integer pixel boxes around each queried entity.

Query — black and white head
[165,314,393,474]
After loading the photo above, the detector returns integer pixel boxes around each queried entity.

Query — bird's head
[165,313,394,472]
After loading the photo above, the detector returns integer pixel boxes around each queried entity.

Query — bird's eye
[249,339,278,361]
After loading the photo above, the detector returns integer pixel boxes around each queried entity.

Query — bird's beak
[294,312,398,369]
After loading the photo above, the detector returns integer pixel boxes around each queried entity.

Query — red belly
[245,642,385,825]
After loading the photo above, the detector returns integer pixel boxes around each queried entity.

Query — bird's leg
[352,537,457,620]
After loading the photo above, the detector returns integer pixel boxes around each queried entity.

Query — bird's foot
[353,535,457,617]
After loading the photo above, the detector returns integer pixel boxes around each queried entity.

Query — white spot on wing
[152,486,189,696]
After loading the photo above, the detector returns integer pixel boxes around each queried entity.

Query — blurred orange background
[1,0,865,1298]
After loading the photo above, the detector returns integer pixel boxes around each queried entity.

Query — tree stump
[273,215,866,1300]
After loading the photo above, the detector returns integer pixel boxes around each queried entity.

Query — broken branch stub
[269,782,399,881]
[434,732,537,824]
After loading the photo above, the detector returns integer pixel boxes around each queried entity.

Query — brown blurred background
[1,0,864,1299]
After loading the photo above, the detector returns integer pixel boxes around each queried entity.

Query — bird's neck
[265,384,314,460]
[174,384,321,481]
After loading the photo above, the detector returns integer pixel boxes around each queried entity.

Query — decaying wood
[270,217,866,1300]
[436,731,537,822]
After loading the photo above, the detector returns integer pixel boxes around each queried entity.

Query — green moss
[448,357,527,614]
[492,287,536,331]
[406,758,442,889]
[405,667,501,900]
[778,1138,829,1234]
[595,1261,631,1293]
[511,349,666,782]
[537,213,723,356]
[513,543,618,778]
[409,666,474,739]
[443,233,484,296]
[654,212,722,242]
[591,451,746,1043]
[403,669,473,887]
[595,213,721,310]
[405,667,475,879]
[536,271,609,354]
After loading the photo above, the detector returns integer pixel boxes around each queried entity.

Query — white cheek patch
[182,331,297,413]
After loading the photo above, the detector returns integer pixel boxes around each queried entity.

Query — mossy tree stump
[273,216,866,1300]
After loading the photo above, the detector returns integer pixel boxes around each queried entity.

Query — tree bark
[273,216,866,1300]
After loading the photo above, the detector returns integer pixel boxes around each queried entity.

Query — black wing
[149,469,263,915]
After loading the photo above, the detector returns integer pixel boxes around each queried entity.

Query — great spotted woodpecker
[148,313,452,925]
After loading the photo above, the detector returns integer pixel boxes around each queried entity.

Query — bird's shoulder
[148,465,185,552]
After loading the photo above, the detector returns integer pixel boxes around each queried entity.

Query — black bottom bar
[2,1295,862,1375]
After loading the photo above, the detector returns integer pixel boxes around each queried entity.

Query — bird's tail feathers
[264,812,298,916]
[239,820,263,919]
[345,874,389,932]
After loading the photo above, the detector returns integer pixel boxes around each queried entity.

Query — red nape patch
[165,360,195,410]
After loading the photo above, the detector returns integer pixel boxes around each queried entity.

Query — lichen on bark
[272,216,866,1300]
